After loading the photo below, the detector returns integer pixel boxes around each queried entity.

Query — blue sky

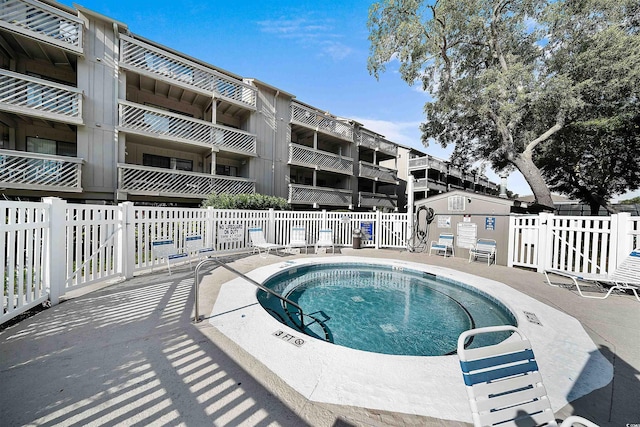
[63,0,638,201]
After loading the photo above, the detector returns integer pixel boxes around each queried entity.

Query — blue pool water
[258,263,516,356]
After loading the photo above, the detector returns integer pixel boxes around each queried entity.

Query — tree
[367,0,639,210]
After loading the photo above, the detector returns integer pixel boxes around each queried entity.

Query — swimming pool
[257,263,516,356]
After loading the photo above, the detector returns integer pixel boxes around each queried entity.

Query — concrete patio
[0,248,638,426]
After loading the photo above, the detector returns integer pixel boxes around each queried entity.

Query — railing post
[207,207,216,249]
[537,213,554,273]
[322,210,328,229]
[507,215,515,268]
[268,208,276,243]
[375,210,381,249]
[119,202,135,279]
[611,212,631,271]
[43,197,66,305]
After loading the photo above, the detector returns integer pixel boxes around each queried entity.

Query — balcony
[358,161,398,184]
[288,184,352,207]
[118,101,256,155]
[358,130,397,157]
[117,164,255,198]
[290,102,353,142]
[119,35,256,111]
[0,0,83,55]
[0,69,83,125]
[0,149,83,192]
[359,192,397,210]
[288,143,353,175]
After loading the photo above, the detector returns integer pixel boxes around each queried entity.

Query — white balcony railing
[118,164,255,198]
[288,143,353,175]
[0,149,83,192]
[358,192,397,209]
[118,101,256,155]
[358,130,397,156]
[119,35,257,110]
[358,161,398,184]
[0,0,83,54]
[0,69,83,125]
[288,184,352,207]
[290,102,354,142]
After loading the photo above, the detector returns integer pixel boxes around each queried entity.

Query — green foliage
[201,193,290,210]
[620,197,640,205]
[367,0,640,211]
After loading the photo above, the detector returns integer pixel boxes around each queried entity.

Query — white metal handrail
[119,35,257,109]
[288,143,353,174]
[0,69,83,124]
[290,102,354,142]
[0,0,83,54]
[0,149,83,191]
[288,184,352,206]
[118,163,255,197]
[118,101,256,154]
[358,161,398,183]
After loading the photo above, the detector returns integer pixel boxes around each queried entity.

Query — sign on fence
[217,223,244,243]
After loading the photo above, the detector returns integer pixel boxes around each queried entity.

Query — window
[215,164,238,177]
[448,195,466,212]
[143,154,193,171]
[27,137,77,157]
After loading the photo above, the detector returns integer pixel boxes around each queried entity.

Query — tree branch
[523,122,563,155]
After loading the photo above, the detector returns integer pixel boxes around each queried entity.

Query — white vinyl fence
[1,198,408,325]
[2,198,638,326]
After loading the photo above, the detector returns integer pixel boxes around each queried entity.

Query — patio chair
[315,229,335,254]
[287,226,308,254]
[457,325,599,427]
[429,232,455,257]
[248,227,282,258]
[544,249,640,302]
[184,235,215,262]
[469,238,497,266]
[151,239,188,274]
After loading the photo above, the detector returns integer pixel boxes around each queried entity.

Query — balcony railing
[0,69,83,125]
[290,102,353,142]
[288,184,352,207]
[118,101,256,155]
[288,143,353,175]
[119,35,256,110]
[0,149,83,192]
[358,161,398,184]
[117,164,255,198]
[358,130,397,156]
[0,0,83,54]
[359,192,397,209]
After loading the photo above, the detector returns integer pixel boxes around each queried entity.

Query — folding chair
[429,233,455,257]
[469,238,497,266]
[315,229,335,254]
[184,235,215,262]
[248,227,282,258]
[152,239,188,274]
[287,226,308,254]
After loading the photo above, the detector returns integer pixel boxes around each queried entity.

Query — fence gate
[508,215,541,269]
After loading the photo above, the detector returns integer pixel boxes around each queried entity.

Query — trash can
[352,228,362,249]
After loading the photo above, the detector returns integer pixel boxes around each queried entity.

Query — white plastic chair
[184,235,215,262]
[544,249,640,301]
[457,325,599,427]
[315,229,335,254]
[248,227,282,258]
[429,233,455,257]
[468,238,497,266]
[287,226,308,254]
[151,239,188,274]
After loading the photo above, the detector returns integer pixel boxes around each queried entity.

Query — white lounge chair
[429,232,455,257]
[152,239,189,274]
[544,249,640,301]
[287,226,308,254]
[468,238,497,266]
[184,235,215,261]
[457,325,599,427]
[315,229,335,254]
[248,227,282,258]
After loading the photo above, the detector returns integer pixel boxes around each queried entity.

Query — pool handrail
[193,258,307,331]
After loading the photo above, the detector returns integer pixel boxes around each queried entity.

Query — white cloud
[351,117,423,148]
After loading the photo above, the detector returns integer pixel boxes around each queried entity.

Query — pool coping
[208,256,613,422]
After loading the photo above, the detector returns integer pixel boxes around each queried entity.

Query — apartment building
[0,0,494,212]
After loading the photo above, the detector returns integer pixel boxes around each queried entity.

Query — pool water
[258,263,516,356]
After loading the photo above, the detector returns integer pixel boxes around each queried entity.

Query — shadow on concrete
[0,267,310,426]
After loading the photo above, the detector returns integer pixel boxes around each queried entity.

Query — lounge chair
[457,325,599,427]
[544,249,640,301]
[151,239,188,274]
[315,229,335,254]
[469,238,497,266]
[248,227,282,258]
[287,226,308,254]
[184,235,215,261]
[429,232,455,257]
